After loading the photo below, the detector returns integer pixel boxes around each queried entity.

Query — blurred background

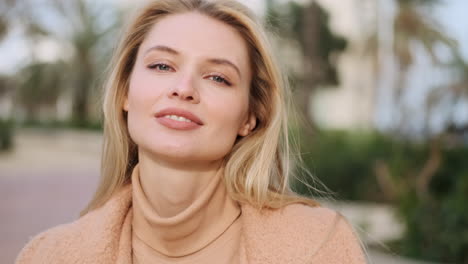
[0,0,467,263]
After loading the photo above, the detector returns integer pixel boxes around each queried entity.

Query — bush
[294,129,427,202]
[293,129,468,263]
[0,118,14,151]
[21,118,103,131]
[395,147,468,263]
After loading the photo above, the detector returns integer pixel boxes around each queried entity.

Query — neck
[131,151,242,257]
[137,150,223,218]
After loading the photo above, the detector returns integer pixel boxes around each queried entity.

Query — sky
[436,0,468,60]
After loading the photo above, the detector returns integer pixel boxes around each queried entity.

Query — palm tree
[426,57,468,136]
[0,18,7,41]
[360,0,463,200]
[16,62,64,121]
[14,0,121,126]
[0,0,14,41]
[266,0,347,133]
[385,0,457,134]
[364,0,459,129]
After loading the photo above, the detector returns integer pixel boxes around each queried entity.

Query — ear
[238,113,257,137]
[123,97,129,112]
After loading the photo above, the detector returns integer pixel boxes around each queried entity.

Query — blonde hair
[81,0,319,216]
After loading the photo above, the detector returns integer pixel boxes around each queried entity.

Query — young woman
[16,0,366,263]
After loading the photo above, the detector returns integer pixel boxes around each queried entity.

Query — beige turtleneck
[131,164,242,263]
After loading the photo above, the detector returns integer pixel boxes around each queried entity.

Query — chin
[137,136,235,163]
[148,148,228,166]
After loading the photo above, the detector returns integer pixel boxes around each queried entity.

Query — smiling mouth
[163,114,194,123]
[155,108,203,130]
[155,108,204,125]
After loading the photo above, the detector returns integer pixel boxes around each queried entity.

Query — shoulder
[15,218,85,263]
[240,203,367,264]
[15,185,133,264]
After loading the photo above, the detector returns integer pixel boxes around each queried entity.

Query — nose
[167,73,200,104]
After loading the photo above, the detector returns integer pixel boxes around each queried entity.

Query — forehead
[139,12,251,71]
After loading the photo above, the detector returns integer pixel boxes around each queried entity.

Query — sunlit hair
[81,0,320,216]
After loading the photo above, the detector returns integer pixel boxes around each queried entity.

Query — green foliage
[294,129,468,262]
[20,118,102,131]
[0,16,7,41]
[295,130,425,202]
[16,62,65,120]
[398,0,440,5]
[395,147,468,263]
[6,0,121,125]
[0,118,14,151]
[266,0,347,86]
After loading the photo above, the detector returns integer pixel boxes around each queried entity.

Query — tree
[266,0,347,133]
[0,0,16,41]
[12,0,121,125]
[16,62,64,121]
[392,0,457,135]
[426,57,468,136]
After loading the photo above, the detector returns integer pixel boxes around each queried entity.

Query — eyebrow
[144,45,242,78]
[206,58,241,78]
[144,45,179,55]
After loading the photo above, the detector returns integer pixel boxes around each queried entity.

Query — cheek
[125,72,161,143]
[207,92,249,139]
[128,70,162,101]
[126,69,173,114]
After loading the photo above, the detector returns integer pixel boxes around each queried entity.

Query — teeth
[163,115,193,123]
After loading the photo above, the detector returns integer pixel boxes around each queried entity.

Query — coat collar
[24,184,324,264]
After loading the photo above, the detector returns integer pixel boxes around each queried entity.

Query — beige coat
[15,185,367,264]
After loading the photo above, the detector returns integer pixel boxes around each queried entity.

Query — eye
[208,75,232,86]
[147,63,174,72]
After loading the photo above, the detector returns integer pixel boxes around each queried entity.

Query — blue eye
[209,75,231,86]
[148,63,173,71]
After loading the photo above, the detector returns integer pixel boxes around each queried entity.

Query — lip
[155,108,204,130]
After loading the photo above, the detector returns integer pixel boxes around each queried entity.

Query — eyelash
[147,63,232,86]
[208,75,231,86]
[147,63,173,72]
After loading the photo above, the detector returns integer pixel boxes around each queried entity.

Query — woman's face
[124,12,256,165]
